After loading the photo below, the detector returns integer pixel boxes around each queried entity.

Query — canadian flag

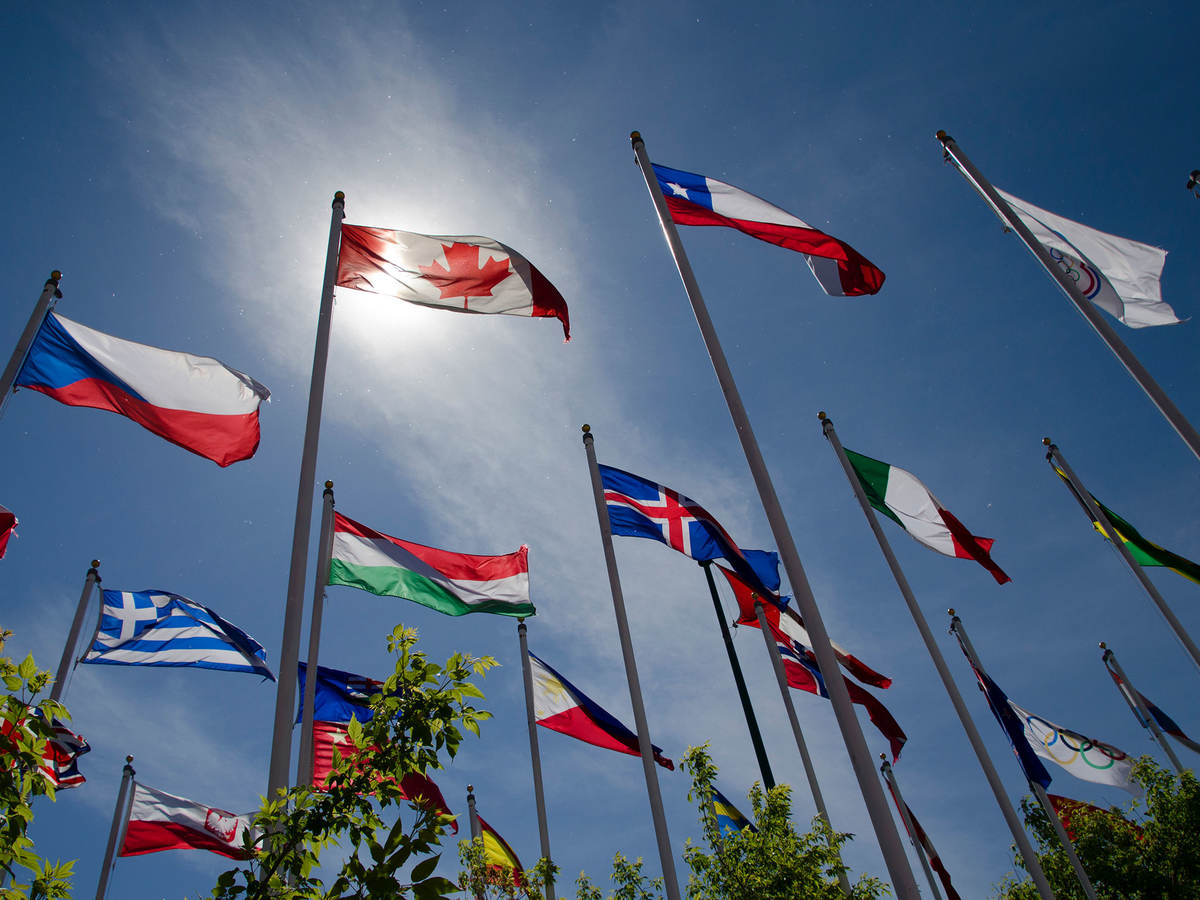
[119,782,257,859]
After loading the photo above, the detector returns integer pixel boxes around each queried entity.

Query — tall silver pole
[936,130,1200,463]
[466,785,484,900]
[298,481,336,786]
[0,271,61,405]
[1029,781,1099,900]
[1045,438,1200,674]
[517,620,556,900]
[754,601,851,897]
[951,614,1072,899]
[94,756,134,900]
[880,757,943,900]
[50,560,100,703]
[631,130,919,898]
[1100,642,1185,774]
[821,412,1055,899]
[268,192,345,796]
[581,424,681,900]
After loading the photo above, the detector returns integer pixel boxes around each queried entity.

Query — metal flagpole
[821,411,1056,899]
[700,560,774,790]
[581,424,682,900]
[517,619,556,900]
[268,192,345,796]
[466,785,484,900]
[631,130,920,899]
[50,560,100,703]
[879,757,943,900]
[936,130,1200,464]
[94,756,135,900]
[0,270,61,408]
[754,600,852,897]
[1100,642,1185,774]
[298,481,336,786]
[1045,438,1200,674]
[952,611,1091,900]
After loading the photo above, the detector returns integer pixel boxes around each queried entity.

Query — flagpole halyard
[50,559,100,703]
[298,481,336,786]
[700,560,775,790]
[1100,642,1185,774]
[630,130,920,899]
[268,192,345,797]
[754,599,852,896]
[0,270,61,412]
[581,424,682,900]
[517,619,556,900]
[820,412,1056,899]
[880,756,944,900]
[1045,437,1200,675]
[936,131,1200,464]
[94,755,134,900]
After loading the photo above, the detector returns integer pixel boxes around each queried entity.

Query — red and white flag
[336,225,570,339]
[0,503,16,559]
[119,782,257,859]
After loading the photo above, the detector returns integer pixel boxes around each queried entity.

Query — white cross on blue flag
[83,589,274,680]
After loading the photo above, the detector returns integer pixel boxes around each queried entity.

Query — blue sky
[3,1,1199,896]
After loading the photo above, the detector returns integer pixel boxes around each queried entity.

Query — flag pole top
[817,411,827,420]
[935,130,950,143]
[947,608,956,616]
[333,191,345,203]
[630,131,643,147]
[90,559,100,569]
[324,480,333,490]
[125,755,133,763]
[1099,641,1107,649]
[49,270,62,283]
[581,424,590,433]
[1042,437,1053,446]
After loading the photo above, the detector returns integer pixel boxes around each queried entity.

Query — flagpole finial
[947,608,956,617]
[90,559,100,569]
[467,784,474,793]
[1042,437,1053,446]
[581,424,590,432]
[817,411,826,420]
[630,131,643,147]
[879,752,887,761]
[935,130,950,143]
[333,191,345,205]
[49,270,62,284]
[1099,641,1107,649]
[125,755,133,763]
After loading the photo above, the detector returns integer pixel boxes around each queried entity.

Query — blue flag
[295,663,382,724]
[712,788,756,838]
[598,464,779,593]
[83,589,273,680]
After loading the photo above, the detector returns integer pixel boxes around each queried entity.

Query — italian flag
[329,513,534,617]
[845,449,1011,585]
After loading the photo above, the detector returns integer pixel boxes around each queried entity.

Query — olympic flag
[1008,700,1141,794]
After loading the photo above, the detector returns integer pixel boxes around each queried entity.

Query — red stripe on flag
[939,508,1010,584]
[332,513,528,580]
[119,820,253,859]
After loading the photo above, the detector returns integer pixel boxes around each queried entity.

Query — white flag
[998,189,1181,328]
[1008,699,1141,794]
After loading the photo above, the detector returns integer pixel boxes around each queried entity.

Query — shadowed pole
[95,756,135,900]
[298,480,336,785]
[517,619,556,900]
[0,270,61,408]
[51,560,100,703]
[880,756,943,900]
[1100,641,1185,774]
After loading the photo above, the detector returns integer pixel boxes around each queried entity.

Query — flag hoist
[936,130,1200,464]
[297,480,337,785]
[50,560,100,703]
[630,131,920,898]
[516,619,557,900]
[1045,437,1200,675]
[819,412,1055,900]
[1100,642,1186,775]
[580,424,682,900]
[0,270,61,407]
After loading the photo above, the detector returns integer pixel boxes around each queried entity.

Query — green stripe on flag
[327,559,534,617]
[845,449,903,528]
[1096,501,1200,586]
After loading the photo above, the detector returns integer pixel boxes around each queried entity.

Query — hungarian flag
[716,563,892,689]
[336,225,570,339]
[845,449,1010,584]
[529,651,673,770]
[651,162,885,296]
[329,512,533,618]
[0,503,15,559]
[119,782,257,859]
[477,814,523,885]
[1053,464,1200,585]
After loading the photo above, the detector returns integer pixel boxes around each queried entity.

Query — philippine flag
[651,162,885,297]
[14,313,270,467]
[529,652,673,770]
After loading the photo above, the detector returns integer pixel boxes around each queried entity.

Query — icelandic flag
[295,663,382,724]
[711,788,756,838]
[599,463,779,595]
[529,651,673,770]
[14,313,270,467]
[651,163,885,297]
[82,589,274,680]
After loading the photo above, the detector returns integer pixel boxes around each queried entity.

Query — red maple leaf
[417,242,512,306]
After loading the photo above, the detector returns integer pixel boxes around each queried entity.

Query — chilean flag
[651,163,885,297]
[529,652,673,770]
[14,313,269,467]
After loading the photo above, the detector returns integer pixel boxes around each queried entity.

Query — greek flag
[83,589,274,680]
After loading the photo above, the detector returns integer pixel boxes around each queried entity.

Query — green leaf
[411,853,440,882]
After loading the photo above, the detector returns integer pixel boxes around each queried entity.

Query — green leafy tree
[0,630,78,900]
[209,625,495,900]
[995,758,1200,899]
[456,835,556,899]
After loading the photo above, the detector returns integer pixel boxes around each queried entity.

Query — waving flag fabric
[998,189,1180,328]
[651,162,885,297]
[599,463,778,594]
[1048,794,1142,842]
[0,715,89,789]
[119,782,257,859]
[845,449,1010,584]
[328,513,533,618]
[883,782,962,900]
[14,313,269,467]
[82,589,273,679]
[717,563,892,689]
[1101,656,1200,755]
[295,663,382,724]
[711,788,755,838]
[336,225,570,339]
[0,503,15,559]
[477,814,524,884]
[529,651,673,770]
[1009,700,1138,794]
